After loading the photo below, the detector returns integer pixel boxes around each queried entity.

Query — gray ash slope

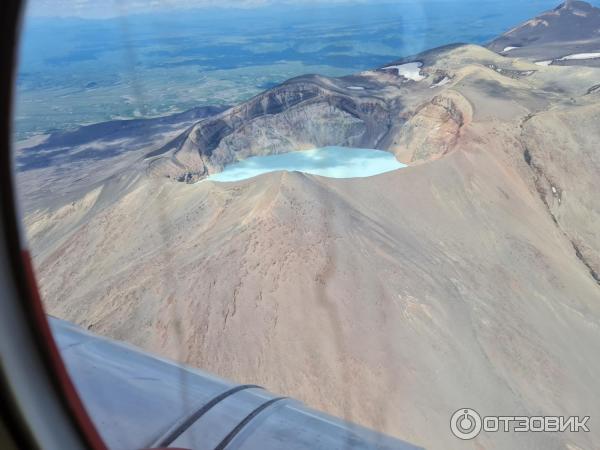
[16,106,226,172]
[488,0,600,65]
[15,106,227,212]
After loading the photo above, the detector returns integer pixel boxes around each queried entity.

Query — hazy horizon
[26,0,598,20]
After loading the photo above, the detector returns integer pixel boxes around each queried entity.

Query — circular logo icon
[450,408,482,440]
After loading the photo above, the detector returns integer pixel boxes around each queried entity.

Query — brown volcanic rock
[390,91,473,163]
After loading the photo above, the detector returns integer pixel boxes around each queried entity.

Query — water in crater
[207,146,406,182]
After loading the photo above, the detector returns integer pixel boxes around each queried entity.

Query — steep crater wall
[146,76,471,182]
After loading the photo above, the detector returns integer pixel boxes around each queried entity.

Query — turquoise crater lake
[207,146,406,182]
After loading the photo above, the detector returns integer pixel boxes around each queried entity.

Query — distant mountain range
[18,3,600,450]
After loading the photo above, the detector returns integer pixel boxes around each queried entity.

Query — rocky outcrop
[388,91,472,163]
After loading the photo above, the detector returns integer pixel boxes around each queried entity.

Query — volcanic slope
[22,41,600,450]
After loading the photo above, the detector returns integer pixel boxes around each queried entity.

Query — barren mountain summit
[488,0,600,65]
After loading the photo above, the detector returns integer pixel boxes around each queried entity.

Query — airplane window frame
[0,1,106,449]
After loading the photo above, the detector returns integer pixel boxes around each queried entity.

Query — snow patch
[525,19,549,27]
[502,46,520,52]
[559,52,600,60]
[535,60,553,66]
[382,62,425,81]
[347,86,365,90]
